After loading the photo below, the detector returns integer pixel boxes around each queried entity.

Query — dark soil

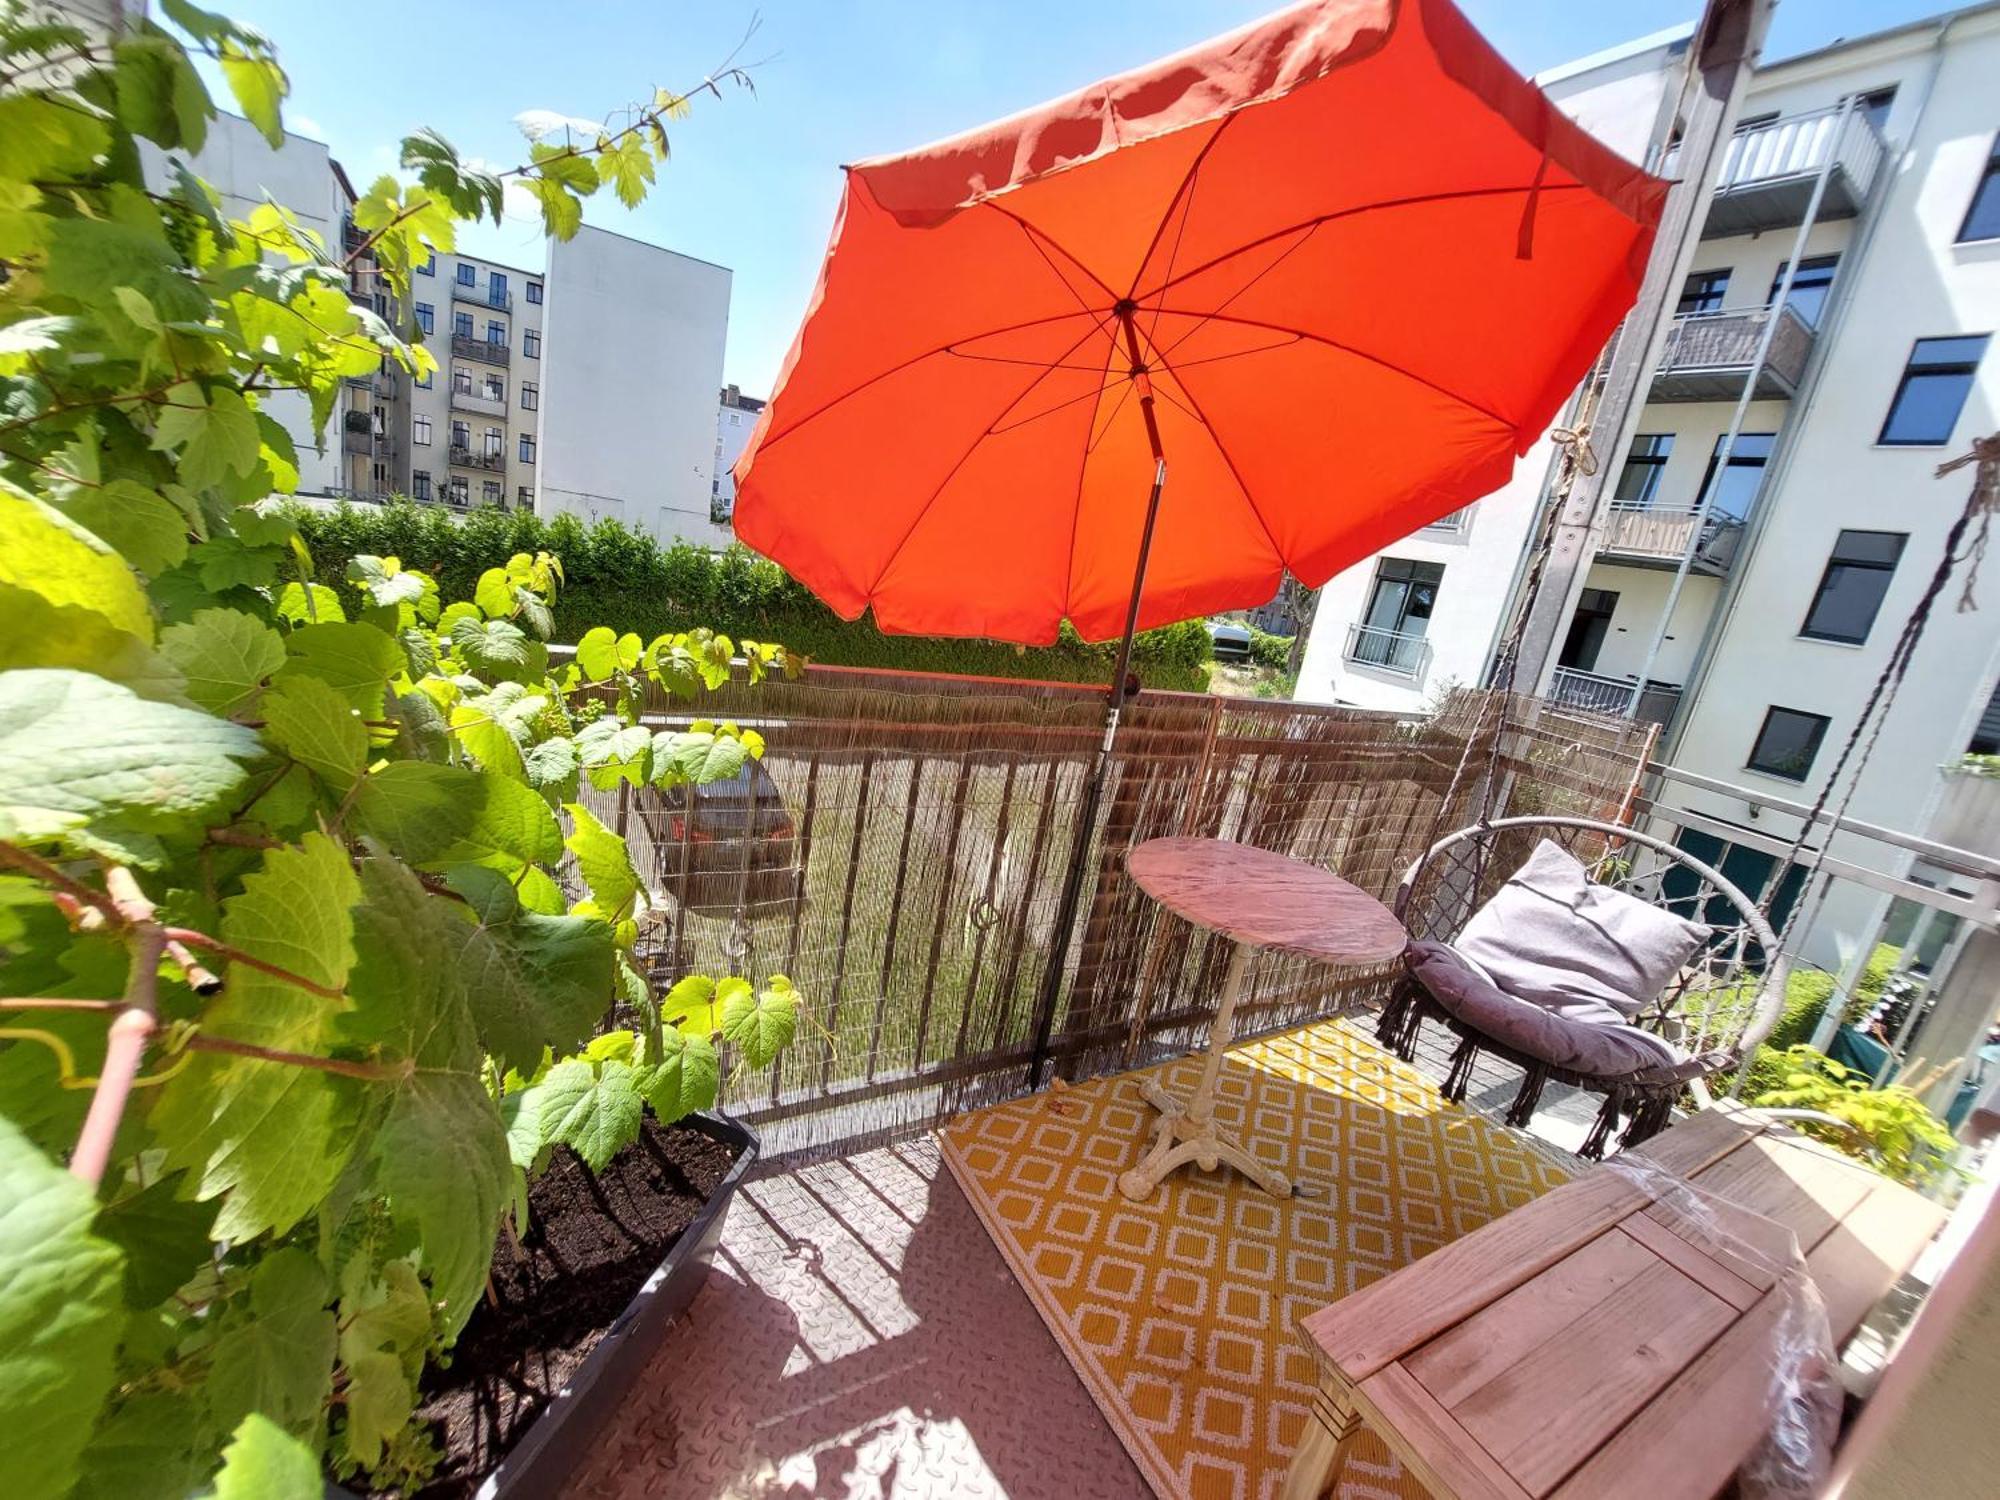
[409,1118,740,1498]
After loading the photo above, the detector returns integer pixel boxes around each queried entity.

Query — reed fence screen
[586,666,1655,1157]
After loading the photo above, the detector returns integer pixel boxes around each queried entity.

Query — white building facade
[711,384,766,527]
[1295,2,2000,968]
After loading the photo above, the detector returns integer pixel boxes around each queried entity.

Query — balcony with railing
[451,280,514,313]
[1598,505,1747,575]
[448,445,507,473]
[449,387,509,420]
[1547,667,1683,732]
[1342,622,1431,679]
[1664,102,1888,239]
[452,333,510,366]
[1652,302,1813,402]
[1420,505,1474,537]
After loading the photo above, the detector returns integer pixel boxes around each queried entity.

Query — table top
[1296,1103,1947,1500]
[1126,837,1407,965]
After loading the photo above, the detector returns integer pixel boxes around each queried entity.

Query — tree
[0,4,788,1494]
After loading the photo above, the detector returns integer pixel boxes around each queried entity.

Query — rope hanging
[1756,433,1999,948]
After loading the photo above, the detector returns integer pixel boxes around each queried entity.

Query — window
[484,372,504,401]
[489,271,507,304]
[456,262,475,287]
[1879,335,1989,445]
[1960,132,2000,243]
[484,427,503,458]
[1857,87,1896,140]
[450,419,469,450]
[518,433,536,464]
[485,319,504,346]
[1747,707,1831,782]
[520,381,538,410]
[1677,269,1730,315]
[1612,434,1674,506]
[1559,588,1619,673]
[453,311,473,339]
[446,476,469,506]
[417,252,435,277]
[526,281,542,304]
[412,470,431,500]
[451,366,473,395]
[1969,680,2000,756]
[414,368,432,390]
[729,412,741,426]
[414,302,434,334]
[1770,255,1838,328]
[412,415,432,446]
[482,480,502,506]
[1697,433,1775,520]
[522,329,541,359]
[1364,559,1442,637]
[1801,530,1906,644]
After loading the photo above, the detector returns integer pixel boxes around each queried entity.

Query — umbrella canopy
[734,0,1667,647]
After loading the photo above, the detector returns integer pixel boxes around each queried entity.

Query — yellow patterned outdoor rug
[938,1017,1572,1500]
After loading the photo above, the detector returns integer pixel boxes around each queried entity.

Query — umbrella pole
[1028,338,1167,1088]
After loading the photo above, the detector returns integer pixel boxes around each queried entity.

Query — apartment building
[404,249,543,514]
[1296,5,2000,956]
[140,112,407,504]
[712,384,766,526]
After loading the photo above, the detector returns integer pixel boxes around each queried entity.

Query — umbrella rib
[867,312,1118,600]
[1145,342,1288,571]
[1135,181,1590,304]
[983,200,1120,304]
[1127,114,1234,307]
[1174,310,1515,430]
[945,347,1119,373]
[750,309,1107,461]
[1154,220,1324,364]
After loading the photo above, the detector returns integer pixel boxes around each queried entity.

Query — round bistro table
[1120,837,1408,1201]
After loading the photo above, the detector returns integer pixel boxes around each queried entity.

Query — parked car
[636,759,802,916]
[1207,620,1253,662]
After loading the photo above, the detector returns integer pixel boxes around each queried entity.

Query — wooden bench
[1281,1104,1947,1500]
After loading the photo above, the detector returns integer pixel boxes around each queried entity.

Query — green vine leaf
[151,832,363,1242]
[260,673,367,792]
[159,608,286,717]
[200,1412,323,1500]
[721,974,799,1070]
[0,1113,127,1500]
[204,1248,335,1441]
[0,668,259,848]
[564,799,642,923]
[533,1057,641,1172]
[637,1027,719,1124]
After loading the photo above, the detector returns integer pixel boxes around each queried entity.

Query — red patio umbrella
[732,0,1667,1080]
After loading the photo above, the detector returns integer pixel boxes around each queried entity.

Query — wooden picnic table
[1120,837,1406,1201]
[1280,1102,1947,1500]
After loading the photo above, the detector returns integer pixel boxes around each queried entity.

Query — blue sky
[210,0,1952,393]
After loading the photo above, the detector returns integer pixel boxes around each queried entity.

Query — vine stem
[69,869,163,1188]
[0,997,121,1012]
[162,927,345,1000]
[180,1034,412,1083]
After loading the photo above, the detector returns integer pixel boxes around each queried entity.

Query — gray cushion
[1406,940,1700,1082]
[1455,839,1710,1020]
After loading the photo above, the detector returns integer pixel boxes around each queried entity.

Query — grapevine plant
[0,4,797,1495]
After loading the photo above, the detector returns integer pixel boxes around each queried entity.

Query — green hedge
[1727,944,1903,1099]
[294,503,1213,690]
[1247,627,1294,671]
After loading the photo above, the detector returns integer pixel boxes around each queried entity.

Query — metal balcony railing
[1548,668,1683,731]
[451,333,510,366]
[449,388,509,420]
[448,445,506,472]
[1654,304,1813,400]
[1599,505,1749,574]
[1343,623,1432,678]
[1664,103,1888,238]
[1421,506,1474,536]
[451,281,514,313]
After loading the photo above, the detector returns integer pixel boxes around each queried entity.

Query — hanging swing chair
[1377,415,1997,1159]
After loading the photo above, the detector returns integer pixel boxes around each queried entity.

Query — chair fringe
[1441,1034,1481,1103]
[1376,979,1425,1062]
[1504,1062,1550,1128]
[1580,1086,1627,1161]
[1617,1088,1677,1151]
